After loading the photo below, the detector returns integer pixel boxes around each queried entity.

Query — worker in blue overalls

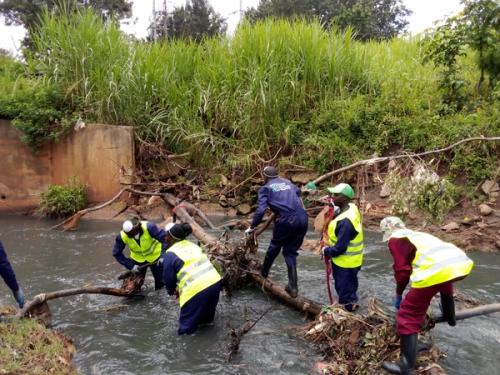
[0,240,25,308]
[246,166,308,298]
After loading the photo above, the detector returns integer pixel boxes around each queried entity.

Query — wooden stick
[16,286,136,318]
[313,136,500,185]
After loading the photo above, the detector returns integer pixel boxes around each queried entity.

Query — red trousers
[397,281,454,335]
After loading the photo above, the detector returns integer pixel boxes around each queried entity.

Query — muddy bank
[72,179,500,253]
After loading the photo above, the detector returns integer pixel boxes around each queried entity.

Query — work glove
[157,257,164,266]
[244,228,254,236]
[321,246,329,259]
[13,288,25,309]
[392,294,402,310]
[131,265,140,274]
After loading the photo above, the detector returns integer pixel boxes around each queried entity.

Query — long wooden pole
[434,303,500,324]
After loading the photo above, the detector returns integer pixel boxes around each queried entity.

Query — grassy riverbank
[0,307,76,374]
[0,8,497,181]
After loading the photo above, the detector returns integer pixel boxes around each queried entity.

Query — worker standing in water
[162,223,222,335]
[379,216,474,375]
[0,240,25,308]
[112,217,167,290]
[321,183,364,312]
[245,166,308,298]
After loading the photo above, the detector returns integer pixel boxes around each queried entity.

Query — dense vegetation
[0,7,498,183]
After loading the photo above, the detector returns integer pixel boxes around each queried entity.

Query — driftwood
[117,262,155,280]
[52,188,216,231]
[16,286,137,319]
[226,306,272,362]
[161,193,324,317]
[313,136,500,185]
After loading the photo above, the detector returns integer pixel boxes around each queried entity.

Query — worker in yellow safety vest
[380,216,474,375]
[162,222,222,335]
[320,183,364,312]
[112,216,167,290]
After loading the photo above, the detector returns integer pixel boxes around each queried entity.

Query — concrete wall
[0,120,134,213]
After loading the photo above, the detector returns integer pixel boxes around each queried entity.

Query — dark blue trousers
[267,214,308,268]
[178,281,222,335]
[331,263,360,311]
[135,260,164,290]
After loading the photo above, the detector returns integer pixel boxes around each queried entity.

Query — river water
[0,215,499,375]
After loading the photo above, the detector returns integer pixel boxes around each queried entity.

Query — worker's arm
[250,186,269,228]
[146,222,169,252]
[323,219,357,258]
[388,238,416,295]
[0,241,20,293]
[112,235,134,270]
[162,252,184,295]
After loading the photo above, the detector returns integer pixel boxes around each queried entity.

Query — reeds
[24,8,497,172]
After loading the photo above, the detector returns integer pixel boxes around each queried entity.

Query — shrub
[386,165,459,224]
[38,178,86,218]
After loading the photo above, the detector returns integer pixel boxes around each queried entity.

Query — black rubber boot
[260,254,274,278]
[440,294,456,327]
[284,264,298,298]
[382,334,417,374]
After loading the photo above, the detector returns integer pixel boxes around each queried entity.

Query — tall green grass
[9,8,499,177]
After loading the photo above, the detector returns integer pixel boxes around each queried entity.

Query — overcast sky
[1,0,463,54]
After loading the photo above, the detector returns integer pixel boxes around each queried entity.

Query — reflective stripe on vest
[326,203,364,268]
[390,229,474,288]
[167,240,221,307]
[120,221,162,263]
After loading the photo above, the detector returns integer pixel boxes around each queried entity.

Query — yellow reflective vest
[326,203,364,268]
[167,240,222,307]
[390,229,474,288]
[120,221,162,263]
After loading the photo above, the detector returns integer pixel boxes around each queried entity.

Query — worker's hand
[157,257,164,266]
[244,228,254,236]
[131,265,140,274]
[321,246,329,258]
[392,294,402,310]
[13,288,25,309]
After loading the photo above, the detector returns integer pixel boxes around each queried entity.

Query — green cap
[327,183,354,199]
[305,181,317,190]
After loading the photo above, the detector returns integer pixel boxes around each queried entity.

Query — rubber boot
[440,294,456,327]
[284,264,298,298]
[382,334,417,374]
[260,254,274,278]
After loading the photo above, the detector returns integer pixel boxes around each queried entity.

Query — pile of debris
[302,299,445,375]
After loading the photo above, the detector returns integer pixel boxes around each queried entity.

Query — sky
[0,0,463,54]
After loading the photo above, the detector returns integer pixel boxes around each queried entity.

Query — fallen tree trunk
[162,193,324,317]
[52,188,216,231]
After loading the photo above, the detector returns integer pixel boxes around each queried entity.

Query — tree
[0,0,132,30]
[245,0,411,41]
[423,0,499,108]
[150,0,227,42]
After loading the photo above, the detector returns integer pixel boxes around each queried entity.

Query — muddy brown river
[0,215,499,374]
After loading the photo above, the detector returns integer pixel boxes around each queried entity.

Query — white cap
[122,220,134,233]
[165,223,175,232]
